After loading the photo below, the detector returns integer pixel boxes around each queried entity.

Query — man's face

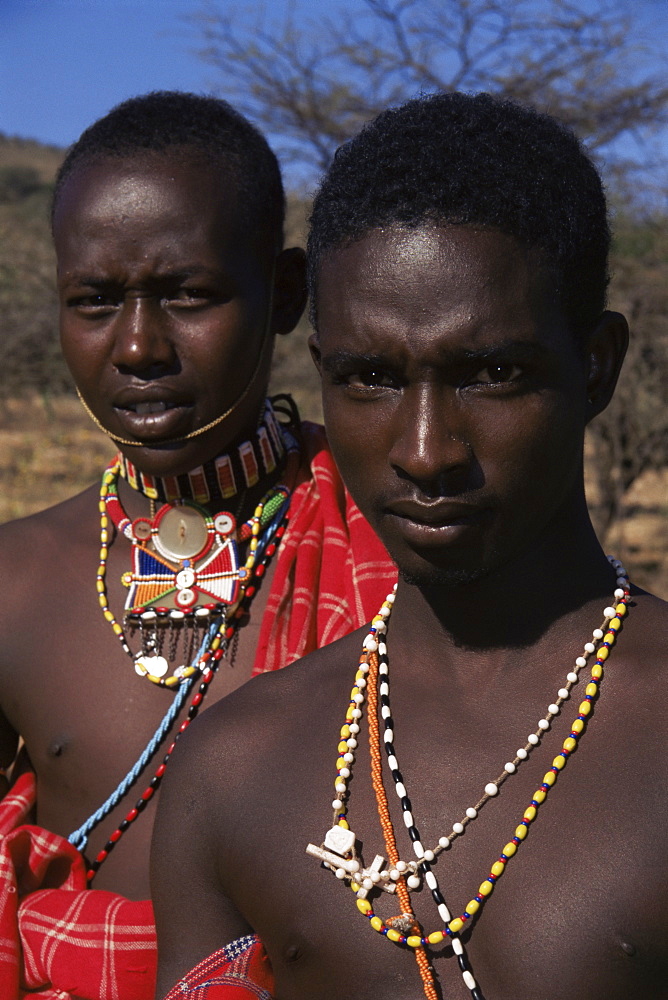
[313,225,591,587]
[54,153,278,476]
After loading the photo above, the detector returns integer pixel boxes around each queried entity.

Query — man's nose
[388,383,471,494]
[110,296,176,374]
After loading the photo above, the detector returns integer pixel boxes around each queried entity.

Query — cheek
[59,324,105,381]
[479,394,586,498]
[322,392,393,512]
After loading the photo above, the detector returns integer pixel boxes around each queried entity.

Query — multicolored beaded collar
[307,557,630,1000]
[74,400,300,880]
[117,398,286,504]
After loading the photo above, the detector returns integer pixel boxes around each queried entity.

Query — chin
[398,563,494,589]
[392,537,513,591]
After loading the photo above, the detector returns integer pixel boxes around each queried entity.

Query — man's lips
[385,499,489,527]
[113,387,192,412]
[124,400,171,415]
[111,392,195,440]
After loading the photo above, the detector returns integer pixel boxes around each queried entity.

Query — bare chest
[222,674,668,1000]
[0,529,277,897]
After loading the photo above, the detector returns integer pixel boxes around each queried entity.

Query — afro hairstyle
[308,92,610,338]
[53,90,285,249]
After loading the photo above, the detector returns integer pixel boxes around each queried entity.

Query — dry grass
[0,391,665,599]
[0,396,114,521]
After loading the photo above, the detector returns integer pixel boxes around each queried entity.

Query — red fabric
[254,422,396,674]
[162,937,273,999]
[0,427,396,1000]
[0,773,156,999]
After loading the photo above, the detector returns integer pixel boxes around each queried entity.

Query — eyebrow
[321,341,552,372]
[459,342,552,363]
[320,350,391,373]
[61,266,220,286]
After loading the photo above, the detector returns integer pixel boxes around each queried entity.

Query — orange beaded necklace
[307,557,630,999]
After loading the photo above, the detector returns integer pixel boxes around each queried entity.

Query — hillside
[0,133,64,182]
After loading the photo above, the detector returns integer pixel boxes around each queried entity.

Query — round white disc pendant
[154,505,209,560]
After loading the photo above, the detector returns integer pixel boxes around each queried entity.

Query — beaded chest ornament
[98,400,293,686]
[307,557,630,1000]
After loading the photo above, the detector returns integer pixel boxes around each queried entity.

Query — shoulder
[601,587,668,753]
[0,483,99,548]
[0,484,99,603]
[619,587,668,657]
[167,627,366,786]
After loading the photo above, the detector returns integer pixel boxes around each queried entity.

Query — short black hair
[53,91,285,249]
[308,92,609,337]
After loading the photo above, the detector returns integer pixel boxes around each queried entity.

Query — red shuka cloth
[253,423,395,674]
[162,937,273,1000]
[0,425,396,1000]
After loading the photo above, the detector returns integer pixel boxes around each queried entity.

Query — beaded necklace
[307,557,630,999]
[116,398,287,504]
[76,401,300,879]
[77,508,290,881]
[97,400,298,686]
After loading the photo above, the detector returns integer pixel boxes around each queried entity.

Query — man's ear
[585,310,629,422]
[271,247,307,336]
[308,332,322,376]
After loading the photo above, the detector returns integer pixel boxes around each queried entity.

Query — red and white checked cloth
[254,422,396,674]
[0,772,157,1000]
[0,424,396,999]
[162,937,273,1000]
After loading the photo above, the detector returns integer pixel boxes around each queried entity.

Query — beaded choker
[117,399,286,504]
[307,557,630,1000]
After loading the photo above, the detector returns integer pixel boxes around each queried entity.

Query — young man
[0,93,394,1000]
[152,93,668,1000]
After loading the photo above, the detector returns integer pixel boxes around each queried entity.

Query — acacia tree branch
[192,0,668,180]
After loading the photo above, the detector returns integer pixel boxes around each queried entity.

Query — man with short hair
[0,92,394,1000]
[153,93,668,1000]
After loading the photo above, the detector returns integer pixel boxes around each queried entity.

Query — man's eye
[69,294,117,311]
[474,363,523,384]
[171,288,211,304]
[347,370,398,389]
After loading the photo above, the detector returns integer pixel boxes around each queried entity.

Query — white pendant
[324,825,356,855]
[135,654,169,677]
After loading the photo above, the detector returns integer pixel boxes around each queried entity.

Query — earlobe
[271,247,307,336]
[585,310,629,420]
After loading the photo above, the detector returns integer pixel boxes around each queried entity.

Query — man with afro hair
[153,92,667,1000]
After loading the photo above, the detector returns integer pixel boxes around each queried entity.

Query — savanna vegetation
[1,0,666,595]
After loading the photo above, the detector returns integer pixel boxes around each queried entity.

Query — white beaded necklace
[307,555,630,1000]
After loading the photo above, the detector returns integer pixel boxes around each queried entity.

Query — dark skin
[0,150,306,900]
[152,226,668,999]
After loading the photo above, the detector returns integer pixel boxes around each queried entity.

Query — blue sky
[1,0,666,191]
[0,0,359,149]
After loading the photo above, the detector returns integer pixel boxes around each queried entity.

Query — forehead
[53,152,241,243]
[52,152,273,275]
[315,225,565,354]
